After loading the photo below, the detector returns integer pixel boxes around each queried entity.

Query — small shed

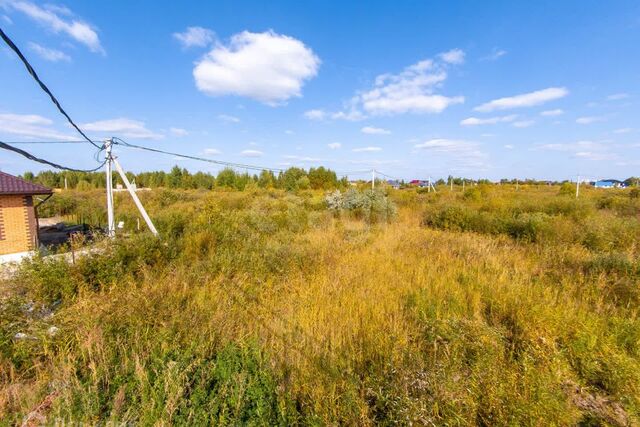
[0,172,52,260]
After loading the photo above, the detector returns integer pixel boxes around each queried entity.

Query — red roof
[0,172,52,195]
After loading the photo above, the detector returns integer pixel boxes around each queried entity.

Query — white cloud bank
[355,54,464,115]
[414,138,487,169]
[170,127,188,136]
[352,146,382,152]
[361,126,391,135]
[217,114,240,123]
[193,30,320,105]
[81,118,163,139]
[240,149,263,157]
[28,42,70,62]
[460,114,517,126]
[576,116,605,125]
[0,113,72,140]
[8,1,103,54]
[474,87,568,112]
[307,49,465,120]
[327,142,341,149]
[173,26,215,48]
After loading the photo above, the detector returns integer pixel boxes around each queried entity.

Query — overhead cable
[111,137,285,173]
[0,141,106,172]
[0,27,101,150]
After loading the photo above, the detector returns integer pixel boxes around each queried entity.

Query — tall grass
[1,185,638,424]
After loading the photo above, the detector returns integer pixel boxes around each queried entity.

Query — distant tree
[308,166,338,190]
[258,170,276,188]
[281,167,307,191]
[216,168,237,188]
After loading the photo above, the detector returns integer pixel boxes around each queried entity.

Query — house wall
[0,195,38,255]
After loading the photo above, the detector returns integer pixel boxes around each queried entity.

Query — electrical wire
[0,140,95,144]
[0,141,106,172]
[0,27,101,150]
[374,169,401,181]
[111,137,285,173]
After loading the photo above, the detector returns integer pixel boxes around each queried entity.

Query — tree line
[21,166,348,191]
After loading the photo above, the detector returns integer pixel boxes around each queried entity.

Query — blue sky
[0,0,639,181]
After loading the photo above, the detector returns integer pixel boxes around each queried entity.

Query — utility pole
[450,177,453,192]
[576,174,580,199]
[371,169,375,190]
[462,179,465,192]
[105,138,115,238]
[113,156,158,236]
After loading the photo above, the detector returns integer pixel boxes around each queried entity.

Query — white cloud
[413,138,487,168]
[193,30,320,105]
[203,148,221,155]
[574,151,616,161]
[513,120,535,128]
[482,48,507,61]
[312,50,464,119]
[439,48,465,64]
[217,114,240,123]
[285,129,294,135]
[9,1,103,54]
[537,140,612,159]
[352,146,382,152]
[540,109,564,116]
[28,42,70,62]
[170,127,188,136]
[0,113,73,140]
[355,56,464,116]
[576,116,604,124]
[504,144,514,149]
[173,26,215,48]
[283,155,322,163]
[81,118,163,139]
[2,15,13,24]
[327,142,341,149]
[240,149,263,157]
[304,109,326,120]
[613,128,632,134]
[607,93,630,101]
[414,138,474,152]
[460,114,517,126]
[474,87,568,112]
[361,126,391,135]
[304,108,365,121]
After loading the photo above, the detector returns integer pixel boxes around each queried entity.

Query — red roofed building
[0,172,52,258]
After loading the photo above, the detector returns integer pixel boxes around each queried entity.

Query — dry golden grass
[1,186,639,425]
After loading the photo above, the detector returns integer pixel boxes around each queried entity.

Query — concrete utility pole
[113,157,158,236]
[450,177,453,192]
[371,169,375,190]
[576,174,580,199]
[105,138,115,238]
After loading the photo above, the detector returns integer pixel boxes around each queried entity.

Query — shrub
[558,182,575,196]
[325,189,397,223]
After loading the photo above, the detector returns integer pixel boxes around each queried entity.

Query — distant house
[409,179,428,188]
[387,179,401,189]
[593,179,625,189]
[0,172,52,261]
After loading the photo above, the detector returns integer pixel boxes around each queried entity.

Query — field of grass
[1,184,639,425]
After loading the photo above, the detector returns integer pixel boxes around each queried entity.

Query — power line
[374,169,400,181]
[0,140,94,144]
[112,137,285,173]
[0,141,106,172]
[0,27,101,150]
